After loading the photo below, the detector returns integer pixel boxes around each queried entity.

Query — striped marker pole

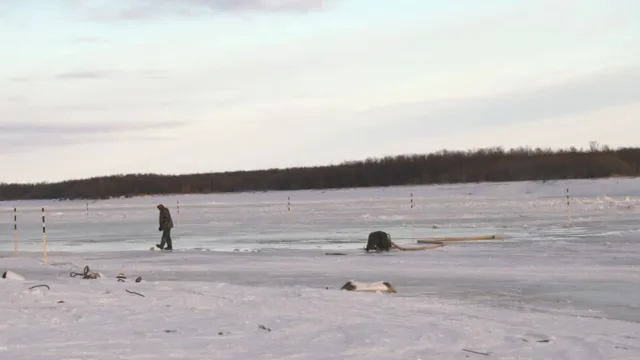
[86,202,89,217]
[287,196,291,212]
[566,188,571,226]
[410,192,414,241]
[42,207,47,264]
[13,207,18,254]
[177,200,180,226]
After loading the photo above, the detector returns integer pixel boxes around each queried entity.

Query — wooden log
[416,234,505,244]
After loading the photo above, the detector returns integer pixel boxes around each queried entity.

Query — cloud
[0,95,24,104]
[0,132,179,153]
[70,36,108,44]
[0,1,11,17]
[0,120,186,154]
[356,66,640,141]
[195,0,328,12]
[53,69,167,81]
[0,120,184,136]
[9,77,34,83]
[139,70,169,80]
[66,0,332,21]
[54,70,119,80]
[6,69,167,83]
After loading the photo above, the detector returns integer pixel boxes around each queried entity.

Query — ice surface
[1,178,639,359]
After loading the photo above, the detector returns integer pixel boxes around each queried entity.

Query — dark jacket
[158,206,174,230]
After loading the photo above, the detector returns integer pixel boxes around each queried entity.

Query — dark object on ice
[164,329,177,333]
[28,284,50,290]
[365,231,445,252]
[126,289,145,297]
[115,274,142,283]
[70,266,101,279]
[462,349,490,356]
[325,252,346,256]
[258,325,271,332]
[156,204,174,250]
[57,301,65,303]
[0,270,23,279]
[365,231,397,252]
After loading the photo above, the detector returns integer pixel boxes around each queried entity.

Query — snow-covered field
[1,178,639,359]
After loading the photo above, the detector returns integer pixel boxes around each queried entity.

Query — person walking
[156,204,174,250]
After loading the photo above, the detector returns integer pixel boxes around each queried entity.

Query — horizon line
[1,142,631,186]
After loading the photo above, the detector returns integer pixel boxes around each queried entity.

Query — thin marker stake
[566,188,571,226]
[287,196,291,212]
[42,207,47,264]
[410,192,414,241]
[13,207,18,253]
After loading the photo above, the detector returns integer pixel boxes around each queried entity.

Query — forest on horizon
[1,143,639,201]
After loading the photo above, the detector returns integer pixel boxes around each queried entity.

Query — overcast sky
[1,0,639,183]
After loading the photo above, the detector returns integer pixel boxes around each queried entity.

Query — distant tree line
[1,143,639,201]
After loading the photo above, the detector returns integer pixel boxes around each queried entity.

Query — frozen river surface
[1,178,639,359]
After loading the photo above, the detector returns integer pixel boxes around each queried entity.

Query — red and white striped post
[566,188,572,226]
[13,207,18,254]
[42,207,47,263]
[410,192,414,240]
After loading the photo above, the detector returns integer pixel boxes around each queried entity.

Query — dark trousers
[159,228,173,249]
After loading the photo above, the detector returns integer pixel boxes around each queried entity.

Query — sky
[1,0,639,183]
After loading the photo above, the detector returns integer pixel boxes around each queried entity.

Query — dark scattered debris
[521,337,552,343]
[258,325,271,332]
[116,273,142,283]
[164,329,177,333]
[340,282,357,291]
[70,266,100,279]
[28,284,50,291]
[126,289,144,297]
[463,348,491,356]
